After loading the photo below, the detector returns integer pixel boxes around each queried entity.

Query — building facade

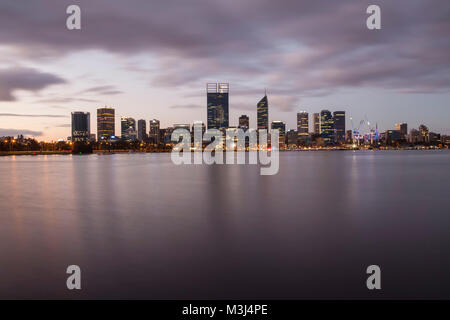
[257,94,269,130]
[97,107,115,140]
[271,120,286,149]
[297,111,309,139]
[238,115,249,130]
[121,117,137,141]
[207,83,229,129]
[333,111,346,144]
[395,123,408,139]
[320,110,334,144]
[71,112,90,142]
[149,119,160,145]
[313,113,320,135]
[137,119,147,141]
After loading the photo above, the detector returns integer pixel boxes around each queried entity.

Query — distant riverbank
[1,147,447,157]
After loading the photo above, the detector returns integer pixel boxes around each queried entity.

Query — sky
[0,0,449,141]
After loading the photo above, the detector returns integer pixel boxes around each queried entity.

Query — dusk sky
[0,0,449,140]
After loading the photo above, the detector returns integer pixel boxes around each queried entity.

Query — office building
[320,110,334,144]
[97,107,115,140]
[395,123,408,139]
[297,111,309,138]
[137,119,147,141]
[333,111,346,144]
[287,129,298,148]
[257,94,269,130]
[313,113,320,135]
[121,116,137,141]
[239,115,249,130]
[71,112,90,142]
[149,119,160,145]
[207,83,229,129]
[271,120,286,149]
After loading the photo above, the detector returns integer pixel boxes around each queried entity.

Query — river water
[1,150,449,299]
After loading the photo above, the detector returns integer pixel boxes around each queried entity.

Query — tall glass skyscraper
[71,112,90,142]
[271,120,286,148]
[97,107,115,140]
[121,116,137,141]
[333,111,346,144]
[149,119,160,145]
[137,119,147,141]
[207,83,229,129]
[320,110,334,144]
[313,113,320,135]
[257,94,268,130]
[297,111,309,136]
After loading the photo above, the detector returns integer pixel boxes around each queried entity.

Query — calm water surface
[1,151,450,299]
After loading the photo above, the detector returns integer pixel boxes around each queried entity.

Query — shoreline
[0,148,447,157]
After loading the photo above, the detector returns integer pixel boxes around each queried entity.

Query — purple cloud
[0,67,66,101]
[0,0,449,104]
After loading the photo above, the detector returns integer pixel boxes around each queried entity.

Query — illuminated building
[271,120,286,149]
[333,111,346,144]
[121,117,137,141]
[320,110,334,144]
[408,129,421,143]
[297,111,309,141]
[346,130,353,143]
[149,119,160,145]
[71,111,90,142]
[419,124,430,143]
[385,130,401,144]
[313,113,320,135]
[239,115,249,130]
[97,107,115,140]
[137,119,147,141]
[257,94,269,130]
[207,83,229,129]
[395,123,408,139]
[287,129,298,148]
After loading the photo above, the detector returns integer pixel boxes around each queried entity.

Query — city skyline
[0,0,450,140]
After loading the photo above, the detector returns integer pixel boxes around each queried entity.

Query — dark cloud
[0,67,66,101]
[0,128,43,136]
[0,0,449,101]
[0,113,67,118]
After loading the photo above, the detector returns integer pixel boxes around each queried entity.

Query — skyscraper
[271,120,286,149]
[395,123,408,138]
[313,113,320,135]
[207,83,229,129]
[239,115,249,130]
[297,112,309,137]
[71,112,90,142]
[137,119,147,141]
[320,110,334,144]
[419,124,429,142]
[121,116,137,141]
[97,107,115,140]
[257,94,269,130]
[149,119,160,145]
[333,111,346,144]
